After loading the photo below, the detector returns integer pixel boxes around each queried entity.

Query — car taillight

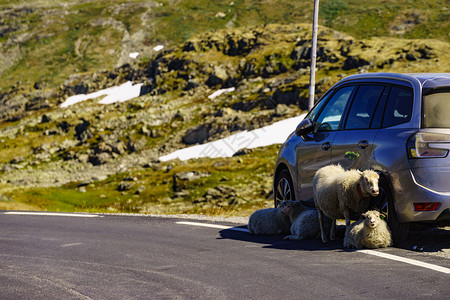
[407,132,450,159]
[413,202,441,211]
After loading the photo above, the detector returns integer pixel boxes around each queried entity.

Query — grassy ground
[0,145,279,216]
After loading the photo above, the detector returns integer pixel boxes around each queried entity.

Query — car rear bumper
[391,169,450,224]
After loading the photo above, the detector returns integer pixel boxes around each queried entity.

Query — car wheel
[376,177,410,245]
[274,169,295,207]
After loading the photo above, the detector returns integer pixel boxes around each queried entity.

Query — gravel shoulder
[100,212,250,224]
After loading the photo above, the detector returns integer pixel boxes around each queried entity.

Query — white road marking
[3,212,101,218]
[177,221,449,274]
[358,249,450,274]
[176,221,249,232]
[61,243,83,248]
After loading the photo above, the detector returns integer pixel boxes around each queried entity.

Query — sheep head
[362,210,381,229]
[279,200,302,218]
[360,170,379,197]
[277,200,289,209]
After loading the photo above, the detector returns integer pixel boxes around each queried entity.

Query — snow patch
[129,52,139,59]
[98,81,143,104]
[60,81,143,108]
[208,87,235,100]
[153,45,164,52]
[159,113,306,161]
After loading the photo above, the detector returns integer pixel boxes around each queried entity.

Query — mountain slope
[0,0,449,215]
[1,21,449,215]
[1,0,448,90]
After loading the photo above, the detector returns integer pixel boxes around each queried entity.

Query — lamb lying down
[247,202,291,235]
[344,210,392,249]
[280,201,332,241]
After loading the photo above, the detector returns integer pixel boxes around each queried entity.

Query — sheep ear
[380,212,387,219]
[278,200,288,208]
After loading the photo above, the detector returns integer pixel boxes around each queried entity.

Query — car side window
[344,85,385,130]
[306,92,331,122]
[314,86,354,132]
[382,86,413,127]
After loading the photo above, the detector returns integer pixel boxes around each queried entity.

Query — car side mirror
[295,118,314,136]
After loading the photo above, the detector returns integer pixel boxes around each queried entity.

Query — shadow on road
[219,225,450,255]
[218,225,346,252]
[403,227,450,254]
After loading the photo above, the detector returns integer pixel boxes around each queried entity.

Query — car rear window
[423,92,450,128]
[382,86,413,128]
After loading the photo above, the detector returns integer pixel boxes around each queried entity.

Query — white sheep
[344,210,392,249]
[247,202,291,235]
[280,200,332,241]
[313,164,380,243]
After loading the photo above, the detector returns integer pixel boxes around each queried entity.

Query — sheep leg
[317,208,328,243]
[341,208,352,241]
[330,220,336,240]
[343,208,351,227]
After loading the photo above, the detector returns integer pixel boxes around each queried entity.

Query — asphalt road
[1,211,449,299]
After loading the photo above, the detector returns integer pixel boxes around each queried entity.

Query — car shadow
[219,224,450,254]
[401,227,450,253]
[218,225,347,251]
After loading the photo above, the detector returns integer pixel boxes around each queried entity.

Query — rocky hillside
[1,1,448,90]
[0,0,449,215]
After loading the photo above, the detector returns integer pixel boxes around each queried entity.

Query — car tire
[274,169,295,207]
[377,177,410,246]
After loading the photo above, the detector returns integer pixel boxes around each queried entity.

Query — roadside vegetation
[0,145,278,216]
[0,0,449,215]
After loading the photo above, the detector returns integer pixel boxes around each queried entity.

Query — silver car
[273,73,450,244]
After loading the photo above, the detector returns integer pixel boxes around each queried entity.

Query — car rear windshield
[423,92,450,128]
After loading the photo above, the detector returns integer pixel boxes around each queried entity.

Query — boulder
[194,185,247,207]
[182,125,209,145]
[117,181,134,191]
[88,152,110,165]
[175,171,210,181]
[342,56,370,70]
[75,119,91,142]
[206,66,229,87]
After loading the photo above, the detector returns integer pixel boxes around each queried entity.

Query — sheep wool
[313,164,380,243]
[344,210,392,249]
[248,203,291,235]
[282,202,332,241]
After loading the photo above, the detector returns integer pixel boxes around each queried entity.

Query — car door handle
[358,140,369,149]
[321,142,331,151]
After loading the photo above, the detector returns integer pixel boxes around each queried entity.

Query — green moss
[320,0,348,27]
[3,145,279,216]
[0,132,40,164]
